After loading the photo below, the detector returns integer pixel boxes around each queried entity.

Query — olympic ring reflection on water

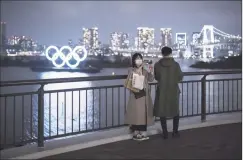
[45,45,88,68]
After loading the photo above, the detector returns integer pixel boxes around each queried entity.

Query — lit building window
[160,28,172,47]
[83,27,99,52]
[110,32,129,49]
[137,27,155,50]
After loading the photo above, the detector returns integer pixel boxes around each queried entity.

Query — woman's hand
[143,64,152,72]
[148,65,153,73]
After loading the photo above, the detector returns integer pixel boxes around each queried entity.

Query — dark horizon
[1,1,242,46]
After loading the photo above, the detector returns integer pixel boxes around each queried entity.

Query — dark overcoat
[153,57,183,118]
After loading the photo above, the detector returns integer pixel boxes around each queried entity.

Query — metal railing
[0,70,242,150]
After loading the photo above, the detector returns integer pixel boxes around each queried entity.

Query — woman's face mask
[135,59,143,67]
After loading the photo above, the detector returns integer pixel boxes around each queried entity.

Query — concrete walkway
[1,112,241,159]
[42,123,242,159]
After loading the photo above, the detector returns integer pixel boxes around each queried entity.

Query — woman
[124,53,154,141]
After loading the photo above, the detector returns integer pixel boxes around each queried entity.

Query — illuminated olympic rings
[45,45,88,68]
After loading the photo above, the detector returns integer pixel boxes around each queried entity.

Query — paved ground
[42,123,242,159]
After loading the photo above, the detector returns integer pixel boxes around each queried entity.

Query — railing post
[201,75,207,122]
[38,84,45,147]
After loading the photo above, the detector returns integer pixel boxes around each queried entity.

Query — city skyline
[1,1,242,46]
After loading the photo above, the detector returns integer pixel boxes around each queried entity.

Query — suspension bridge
[192,25,241,58]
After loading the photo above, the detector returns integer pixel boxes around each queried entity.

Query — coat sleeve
[127,67,133,75]
[154,63,160,81]
[147,70,154,82]
[124,68,133,89]
[176,62,183,82]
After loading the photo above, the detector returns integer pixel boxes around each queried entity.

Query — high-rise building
[134,37,139,48]
[191,32,200,45]
[110,32,120,49]
[8,36,20,45]
[160,28,172,47]
[120,33,129,49]
[137,27,154,49]
[176,33,187,49]
[0,22,7,53]
[18,36,33,51]
[83,27,99,51]
[110,32,129,49]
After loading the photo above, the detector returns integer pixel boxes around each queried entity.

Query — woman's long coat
[124,68,154,126]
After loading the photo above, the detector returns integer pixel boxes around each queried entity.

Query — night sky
[1,1,242,46]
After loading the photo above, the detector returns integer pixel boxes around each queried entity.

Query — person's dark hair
[131,52,143,68]
[161,46,172,56]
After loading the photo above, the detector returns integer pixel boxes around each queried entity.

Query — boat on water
[30,65,101,73]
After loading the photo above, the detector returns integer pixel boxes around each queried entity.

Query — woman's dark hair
[131,53,143,68]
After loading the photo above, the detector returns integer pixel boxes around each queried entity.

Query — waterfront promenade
[0,70,242,159]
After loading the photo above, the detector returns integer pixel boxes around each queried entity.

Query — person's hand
[143,64,153,73]
[148,65,153,73]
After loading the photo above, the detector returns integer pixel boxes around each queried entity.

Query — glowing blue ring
[65,46,87,68]
[46,46,59,61]
[52,47,68,68]
[60,46,72,60]
[65,52,81,68]
[72,46,88,62]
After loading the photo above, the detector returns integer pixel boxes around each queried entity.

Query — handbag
[124,74,140,93]
[134,89,146,99]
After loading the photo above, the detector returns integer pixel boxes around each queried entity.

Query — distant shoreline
[190,55,242,69]
[2,55,242,70]
[0,56,131,69]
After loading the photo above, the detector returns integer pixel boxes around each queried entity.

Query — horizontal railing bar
[205,78,242,82]
[180,80,205,83]
[0,91,37,97]
[44,85,125,93]
[0,78,241,95]
[0,70,241,87]
[36,78,243,94]
[43,80,203,93]
[44,80,204,93]
[150,80,203,85]
[38,79,221,94]
[206,110,242,115]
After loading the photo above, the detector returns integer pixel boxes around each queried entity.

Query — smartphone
[143,63,150,71]
[143,60,152,71]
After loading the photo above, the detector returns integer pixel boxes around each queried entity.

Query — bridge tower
[202,25,214,58]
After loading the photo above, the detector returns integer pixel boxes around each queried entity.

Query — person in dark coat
[153,46,183,139]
